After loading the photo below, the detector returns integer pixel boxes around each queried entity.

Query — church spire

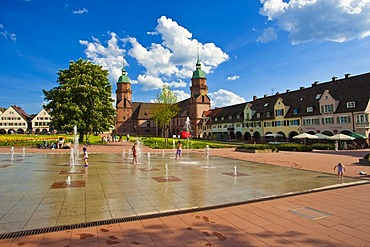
[117,58,130,83]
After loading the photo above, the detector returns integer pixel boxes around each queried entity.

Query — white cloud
[209,89,246,108]
[173,90,191,102]
[73,8,88,15]
[257,27,278,43]
[124,16,228,90]
[137,74,163,91]
[0,24,16,42]
[80,32,126,82]
[259,0,370,44]
[80,16,229,94]
[227,75,240,81]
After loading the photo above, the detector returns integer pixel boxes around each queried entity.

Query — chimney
[286,89,290,93]
[253,95,257,101]
[332,76,337,81]
[275,92,279,95]
[264,94,268,98]
[300,86,305,90]
[345,73,351,79]
[312,81,318,86]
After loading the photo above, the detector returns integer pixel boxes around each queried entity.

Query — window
[346,101,355,108]
[356,114,369,123]
[237,115,240,119]
[289,120,300,126]
[264,122,272,127]
[322,117,334,125]
[215,117,218,121]
[257,113,261,118]
[303,118,319,125]
[221,117,224,120]
[266,112,270,117]
[321,104,333,113]
[315,94,321,99]
[229,116,232,120]
[264,103,268,107]
[275,109,284,116]
[338,116,351,124]
[293,108,299,114]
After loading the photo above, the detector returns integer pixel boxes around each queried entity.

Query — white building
[0,105,29,134]
[31,109,52,134]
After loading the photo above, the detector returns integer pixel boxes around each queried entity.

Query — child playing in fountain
[132,143,138,164]
[175,140,182,160]
[334,162,345,178]
[83,147,89,167]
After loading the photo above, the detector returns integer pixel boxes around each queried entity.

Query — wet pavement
[0,142,369,246]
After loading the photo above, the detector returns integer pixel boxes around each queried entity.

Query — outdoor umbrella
[350,132,367,139]
[265,133,284,138]
[328,133,355,141]
[293,133,319,140]
[314,133,330,139]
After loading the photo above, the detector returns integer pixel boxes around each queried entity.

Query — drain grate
[290,207,330,220]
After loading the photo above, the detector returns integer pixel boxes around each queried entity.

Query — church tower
[116,66,133,135]
[189,55,211,138]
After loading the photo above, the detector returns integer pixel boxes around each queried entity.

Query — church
[115,58,210,138]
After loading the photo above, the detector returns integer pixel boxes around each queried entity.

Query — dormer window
[236,114,240,119]
[266,112,270,117]
[307,106,313,112]
[221,117,224,120]
[228,116,232,120]
[257,113,261,118]
[275,109,284,116]
[215,117,218,122]
[347,101,355,108]
[315,94,321,99]
[293,108,299,114]
[321,104,334,113]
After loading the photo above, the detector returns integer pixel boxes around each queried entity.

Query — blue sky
[1,0,370,114]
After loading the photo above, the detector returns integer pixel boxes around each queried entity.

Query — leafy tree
[152,85,179,146]
[43,59,116,142]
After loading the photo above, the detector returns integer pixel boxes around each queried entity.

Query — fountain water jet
[145,152,152,170]
[66,176,71,186]
[69,125,80,173]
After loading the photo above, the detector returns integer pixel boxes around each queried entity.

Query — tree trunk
[79,132,84,143]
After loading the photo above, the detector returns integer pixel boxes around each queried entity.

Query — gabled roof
[250,72,370,119]
[131,102,161,120]
[211,102,247,123]
[11,105,30,121]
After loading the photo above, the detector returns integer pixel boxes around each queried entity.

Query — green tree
[43,59,116,142]
[152,85,179,146]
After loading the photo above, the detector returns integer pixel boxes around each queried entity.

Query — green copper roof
[192,60,206,79]
[117,67,130,83]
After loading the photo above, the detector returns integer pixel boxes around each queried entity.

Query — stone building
[115,59,211,138]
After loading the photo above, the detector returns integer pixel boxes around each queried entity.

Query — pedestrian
[126,134,130,141]
[175,140,182,160]
[334,162,345,178]
[132,143,138,164]
[83,147,89,167]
